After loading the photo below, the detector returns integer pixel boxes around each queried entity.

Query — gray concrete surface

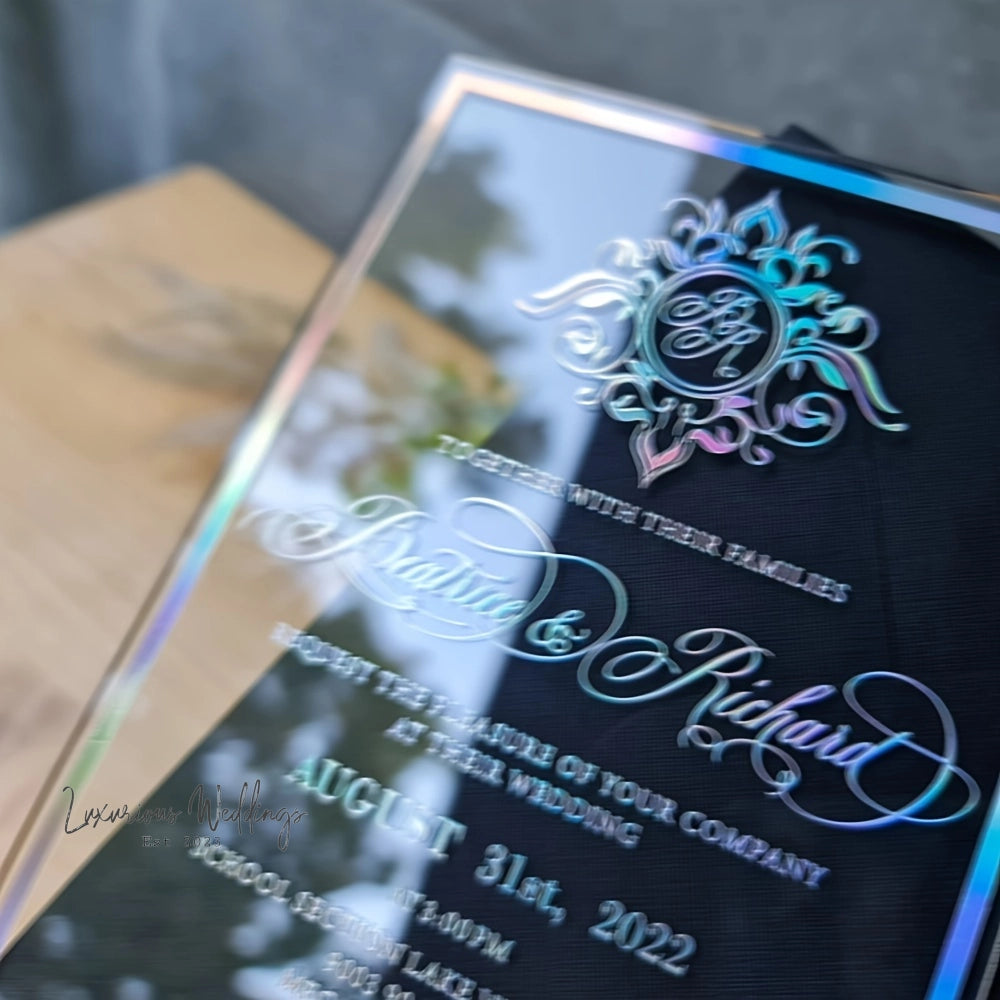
[0,0,997,247]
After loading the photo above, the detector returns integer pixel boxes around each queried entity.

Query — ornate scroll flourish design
[577,629,980,831]
[516,191,908,487]
[242,495,628,663]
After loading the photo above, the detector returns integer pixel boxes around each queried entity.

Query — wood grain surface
[0,166,333,945]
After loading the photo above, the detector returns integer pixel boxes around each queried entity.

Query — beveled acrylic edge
[439,55,1000,232]
[1,54,998,1000]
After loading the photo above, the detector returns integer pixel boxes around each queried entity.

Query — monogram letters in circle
[517,191,908,487]
[640,264,787,398]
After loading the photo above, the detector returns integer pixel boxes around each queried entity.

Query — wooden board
[0,166,333,939]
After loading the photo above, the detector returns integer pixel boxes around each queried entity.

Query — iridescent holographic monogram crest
[516,191,907,487]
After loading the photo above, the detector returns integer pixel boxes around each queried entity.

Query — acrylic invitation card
[1,58,1000,1000]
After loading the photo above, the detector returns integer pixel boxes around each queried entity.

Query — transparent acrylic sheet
[1,56,999,1000]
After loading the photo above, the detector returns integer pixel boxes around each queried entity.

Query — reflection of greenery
[284,142,530,504]
[481,414,550,469]
[280,323,511,502]
[374,147,527,290]
[0,610,429,997]
[371,146,529,352]
[434,304,520,353]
